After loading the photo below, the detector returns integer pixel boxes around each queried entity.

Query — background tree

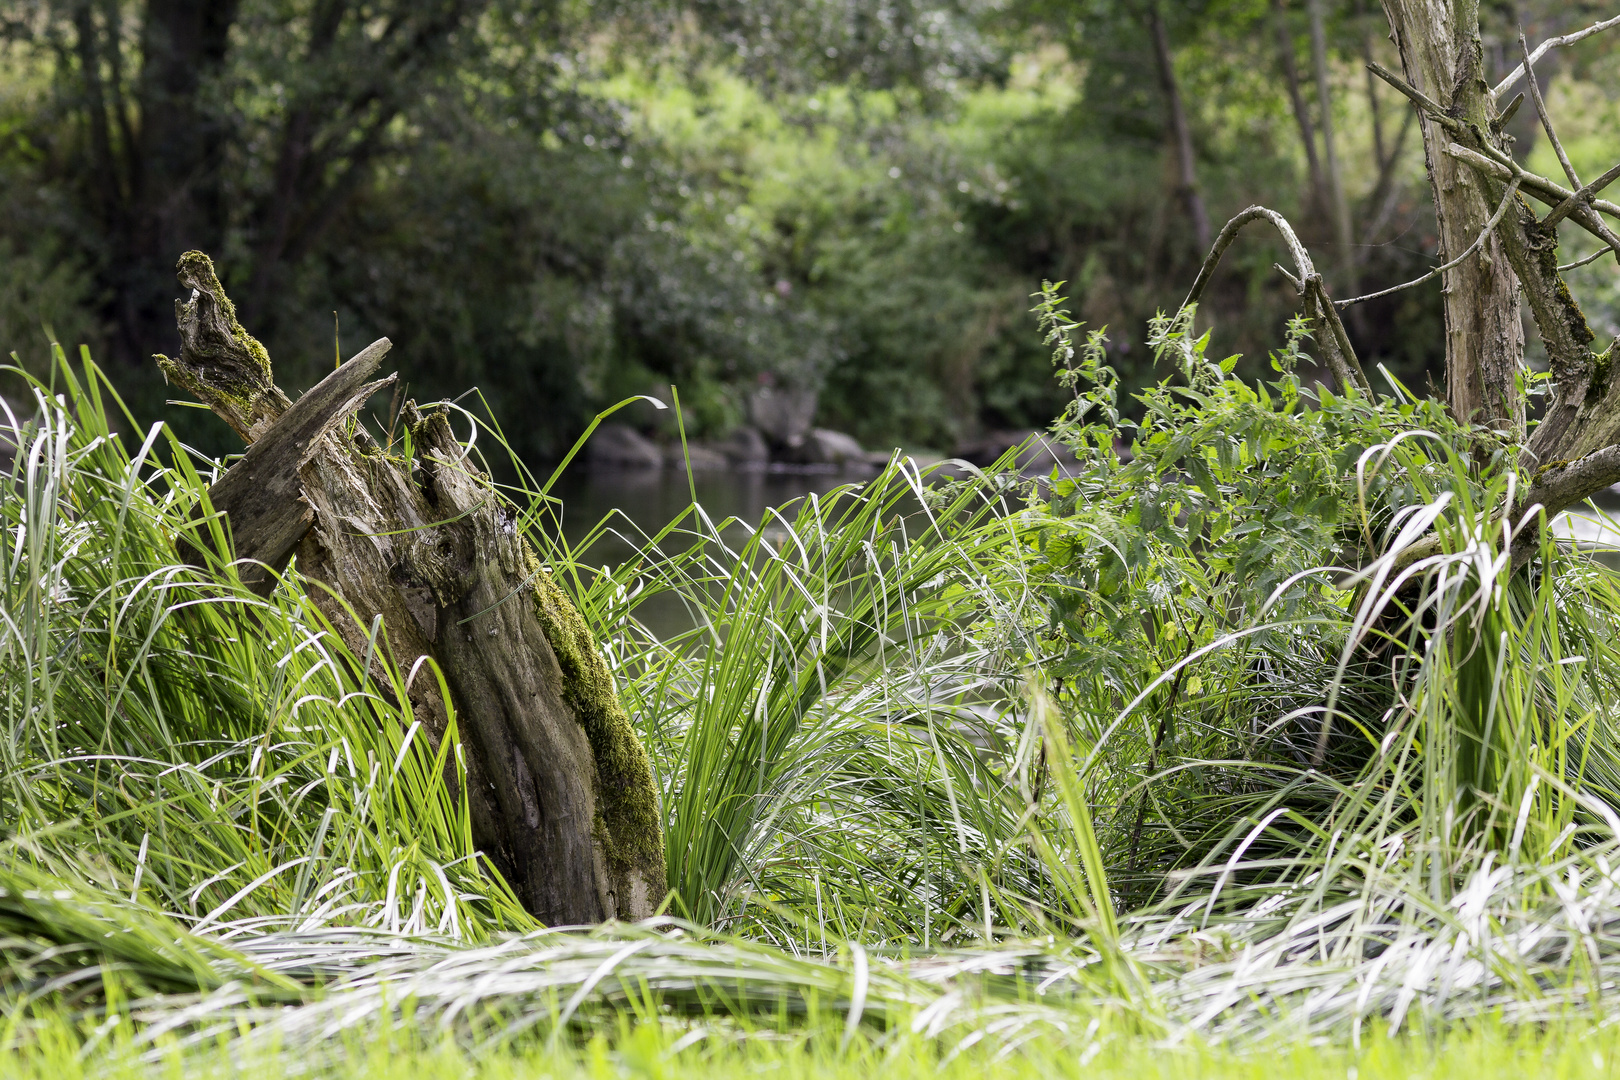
[3,0,1617,462]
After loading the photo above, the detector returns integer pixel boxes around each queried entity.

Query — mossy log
[156,252,665,924]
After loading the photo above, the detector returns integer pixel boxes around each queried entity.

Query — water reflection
[545,467,870,639]
[1555,489,1620,565]
[549,468,857,556]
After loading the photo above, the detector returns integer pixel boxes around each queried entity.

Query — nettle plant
[1015,281,1602,894]
[1029,282,1483,691]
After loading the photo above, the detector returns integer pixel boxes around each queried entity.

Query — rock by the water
[806,428,865,466]
[587,423,663,470]
[748,386,818,449]
[954,430,1077,474]
[720,426,769,467]
[665,443,731,471]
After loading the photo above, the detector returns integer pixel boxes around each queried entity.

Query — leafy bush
[8,296,1620,1063]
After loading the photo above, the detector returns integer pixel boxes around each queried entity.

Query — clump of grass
[7,329,1620,1070]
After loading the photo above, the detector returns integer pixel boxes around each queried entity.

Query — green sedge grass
[8,348,1620,1066]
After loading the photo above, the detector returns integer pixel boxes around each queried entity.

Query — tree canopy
[1,0,1616,457]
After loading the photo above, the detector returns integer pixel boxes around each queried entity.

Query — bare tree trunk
[1380,0,1525,439]
[1308,0,1357,293]
[155,252,666,925]
[1357,0,1388,169]
[1149,3,1212,253]
[1274,0,1327,215]
[1360,7,1620,563]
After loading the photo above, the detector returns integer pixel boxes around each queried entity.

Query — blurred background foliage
[0,0,1615,459]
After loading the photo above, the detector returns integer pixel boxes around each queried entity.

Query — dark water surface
[548,467,857,557]
[545,467,870,639]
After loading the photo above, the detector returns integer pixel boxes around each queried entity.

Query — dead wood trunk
[1361,6,1620,564]
[155,251,665,925]
[1380,0,1525,439]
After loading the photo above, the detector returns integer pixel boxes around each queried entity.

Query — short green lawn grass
[10,1020,1620,1080]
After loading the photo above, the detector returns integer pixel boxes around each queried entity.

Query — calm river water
[544,466,871,639]
[542,466,1620,638]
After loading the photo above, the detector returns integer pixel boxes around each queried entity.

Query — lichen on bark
[153,251,286,440]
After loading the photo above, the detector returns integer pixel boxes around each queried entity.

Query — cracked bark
[155,251,666,925]
[1381,0,1525,439]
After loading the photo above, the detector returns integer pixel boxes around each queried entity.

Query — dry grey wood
[1512,446,1620,567]
[179,339,395,593]
[1377,2,1526,440]
[1182,205,1371,395]
[1439,144,1620,259]
[1519,31,1582,192]
[1356,6,1620,573]
[1492,13,1620,99]
[1543,160,1620,230]
[155,251,666,925]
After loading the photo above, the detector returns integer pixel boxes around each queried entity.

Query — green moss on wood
[523,547,666,906]
[154,252,280,427]
[1589,349,1614,406]
[176,251,274,381]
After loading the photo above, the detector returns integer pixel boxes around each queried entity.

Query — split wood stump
[156,251,665,924]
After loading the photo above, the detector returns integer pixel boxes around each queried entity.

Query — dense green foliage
[19,0,1614,454]
[7,268,1620,1067]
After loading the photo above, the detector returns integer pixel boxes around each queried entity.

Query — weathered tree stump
[157,251,665,924]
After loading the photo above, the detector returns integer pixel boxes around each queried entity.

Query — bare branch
[1560,247,1611,272]
[1337,180,1521,308]
[1367,62,1462,133]
[1496,92,1524,130]
[1181,206,1368,393]
[1519,31,1582,190]
[1545,159,1620,229]
[1493,14,1620,100]
[1443,143,1620,263]
[1183,205,1316,308]
[1511,444,1620,568]
[1302,275,1372,394]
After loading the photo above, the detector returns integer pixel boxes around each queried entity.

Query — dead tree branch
[177,338,396,593]
[1441,144,1620,264]
[1493,14,1620,100]
[1544,160,1620,230]
[1519,31,1582,191]
[1183,206,1370,394]
[1366,62,1461,133]
[1511,445,1620,568]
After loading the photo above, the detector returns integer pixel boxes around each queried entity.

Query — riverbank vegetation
[8,1,1620,1076]
[15,1,1612,457]
[3,282,1620,1069]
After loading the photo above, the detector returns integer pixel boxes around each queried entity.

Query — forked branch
[1183,206,1370,394]
[1493,14,1620,100]
[1441,145,1620,264]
